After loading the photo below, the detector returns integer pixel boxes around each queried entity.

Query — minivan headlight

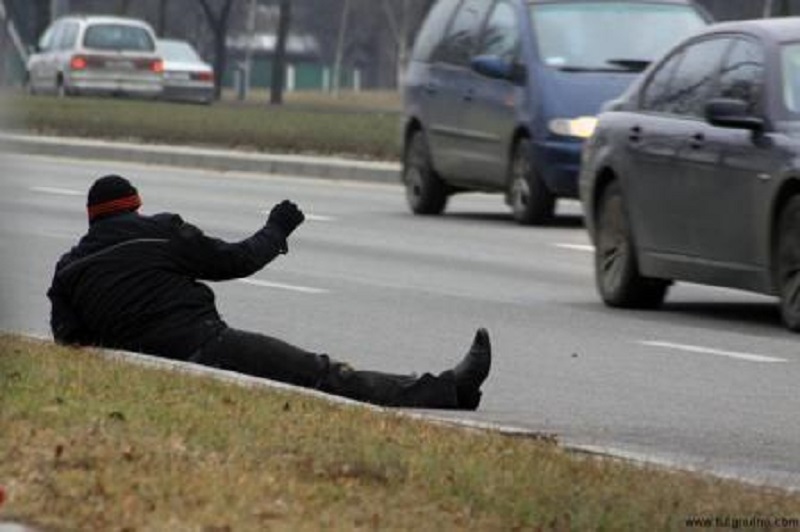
[548,116,598,139]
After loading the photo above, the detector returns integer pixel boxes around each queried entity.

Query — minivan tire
[595,181,669,309]
[776,195,800,331]
[509,138,555,225]
[403,130,448,215]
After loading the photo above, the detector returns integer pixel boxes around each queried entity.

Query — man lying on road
[47,175,491,409]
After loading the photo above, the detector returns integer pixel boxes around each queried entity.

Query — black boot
[452,328,492,410]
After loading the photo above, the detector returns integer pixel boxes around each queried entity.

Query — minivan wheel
[595,181,669,309]
[776,196,800,331]
[509,138,555,225]
[403,130,447,215]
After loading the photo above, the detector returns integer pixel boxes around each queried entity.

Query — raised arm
[167,200,305,281]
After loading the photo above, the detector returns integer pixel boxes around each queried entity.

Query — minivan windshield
[530,2,706,72]
[83,24,155,52]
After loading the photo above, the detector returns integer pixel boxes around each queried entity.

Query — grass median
[0,90,402,161]
[1,334,798,530]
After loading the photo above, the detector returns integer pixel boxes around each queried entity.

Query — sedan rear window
[530,2,706,72]
[83,24,155,52]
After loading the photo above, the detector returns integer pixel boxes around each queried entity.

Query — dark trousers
[189,327,459,409]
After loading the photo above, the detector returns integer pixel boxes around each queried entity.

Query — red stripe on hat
[87,194,142,221]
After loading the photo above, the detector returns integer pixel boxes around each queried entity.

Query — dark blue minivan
[402,0,710,224]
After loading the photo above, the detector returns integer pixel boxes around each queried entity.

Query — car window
[40,23,62,52]
[717,38,765,116]
[475,0,519,61]
[411,0,461,62]
[529,2,706,71]
[782,43,800,114]
[640,50,684,111]
[434,0,491,65]
[643,38,730,117]
[57,22,79,50]
[159,41,202,62]
[83,24,156,52]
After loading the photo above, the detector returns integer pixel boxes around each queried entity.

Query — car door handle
[628,126,642,143]
[690,132,705,149]
[463,88,475,102]
[424,82,438,95]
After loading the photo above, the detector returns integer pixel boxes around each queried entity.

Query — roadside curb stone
[0,132,401,184]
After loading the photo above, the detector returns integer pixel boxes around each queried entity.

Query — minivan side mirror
[705,98,765,132]
[470,55,526,84]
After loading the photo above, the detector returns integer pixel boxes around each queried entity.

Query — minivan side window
[475,0,519,62]
[717,38,765,116]
[57,22,79,50]
[411,0,461,63]
[40,22,62,52]
[434,0,491,66]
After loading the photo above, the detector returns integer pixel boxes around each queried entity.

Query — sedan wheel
[595,181,669,308]
[776,196,800,330]
[403,131,447,215]
[509,138,555,225]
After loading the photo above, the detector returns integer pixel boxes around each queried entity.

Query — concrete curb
[0,132,402,184]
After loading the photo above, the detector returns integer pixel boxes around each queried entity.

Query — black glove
[268,199,305,237]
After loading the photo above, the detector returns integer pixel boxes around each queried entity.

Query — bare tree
[269,0,289,104]
[197,0,237,99]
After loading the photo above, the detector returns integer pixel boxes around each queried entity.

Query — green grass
[1,334,799,530]
[0,90,402,161]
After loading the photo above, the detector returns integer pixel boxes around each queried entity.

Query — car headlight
[548,116,598,139]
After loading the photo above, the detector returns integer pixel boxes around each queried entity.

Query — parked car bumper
[532,138,583,198]
[161,81,214,103]
[67,72,162,97]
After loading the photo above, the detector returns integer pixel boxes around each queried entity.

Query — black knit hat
[87,175,141,222]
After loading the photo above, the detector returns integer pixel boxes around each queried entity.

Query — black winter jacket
[47,212,288,359]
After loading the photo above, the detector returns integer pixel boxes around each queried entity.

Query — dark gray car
[580,17,800,331]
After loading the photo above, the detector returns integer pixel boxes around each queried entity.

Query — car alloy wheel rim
[512,154,530,212]
[406,167,423,204]
[783,273,800,317]
[600,197,627,293]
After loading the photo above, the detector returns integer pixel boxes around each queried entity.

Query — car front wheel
[595,181,669,308]
[508,138,555,225]
[403,130,447,215]
[776,196,800,331]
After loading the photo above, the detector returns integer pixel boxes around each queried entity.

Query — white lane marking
[237,278,329,294]
[305,214,336,222]
[260,210,336,222]
[639,341,788,363]
[30,186,82,196]
[555,243,594,252]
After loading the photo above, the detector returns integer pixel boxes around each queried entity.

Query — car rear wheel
[403,130,447,215]
[508,138,555,225]
[595,181,669,309]
[776,196,800,331]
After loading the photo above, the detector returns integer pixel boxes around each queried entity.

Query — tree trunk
[157,0,168,35]
[197,0,236,100]
[270,0,290,105]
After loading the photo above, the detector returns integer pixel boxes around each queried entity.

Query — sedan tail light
[151,59,164,74]
[192,71,214,82]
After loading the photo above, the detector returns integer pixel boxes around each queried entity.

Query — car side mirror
[705,98,765,132]
[471,55,526,84]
